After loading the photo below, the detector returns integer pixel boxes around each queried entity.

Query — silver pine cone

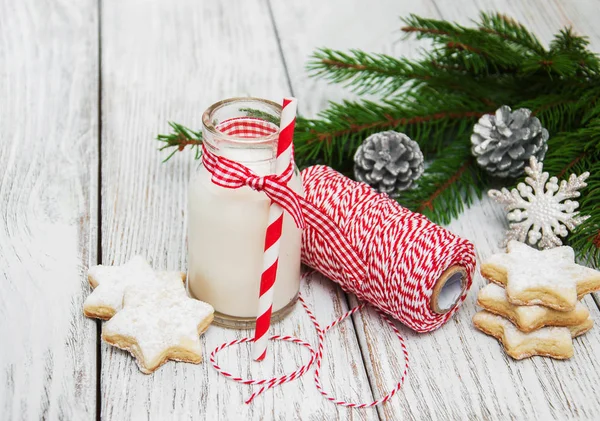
[354,131,424,195]
[471,105,548,178]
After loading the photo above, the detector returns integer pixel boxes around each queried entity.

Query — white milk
[187,145,303,325]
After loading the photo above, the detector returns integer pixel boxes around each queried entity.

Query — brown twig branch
[447,41,480,53]
[593,231,600,249]
[175,136,202,151]
[320,59,367,71]
[531,98,577,117]
[402,26,482,55]
[557,152,586,178]
[479,27,508,40]
[401,26,449,36]
[319,59,430,81]
[310,111,488,144]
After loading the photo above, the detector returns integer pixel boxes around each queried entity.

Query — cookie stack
[473,241,600,360]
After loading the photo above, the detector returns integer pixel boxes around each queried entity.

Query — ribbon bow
[201,144,306,229]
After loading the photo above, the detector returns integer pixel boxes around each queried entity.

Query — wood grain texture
[99,0,375,419]
[0,0,99,420]
[3,0,600,419]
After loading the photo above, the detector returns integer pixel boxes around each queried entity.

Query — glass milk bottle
[187,98,303,328]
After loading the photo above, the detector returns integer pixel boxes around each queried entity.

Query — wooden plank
[99,0,376,419]
[0,0,99,419]
[343,1,600,419]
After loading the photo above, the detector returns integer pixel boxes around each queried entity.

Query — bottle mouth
[202,97,282,145]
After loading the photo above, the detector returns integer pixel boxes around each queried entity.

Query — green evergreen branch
[399,144,485,223]
[569,165,600,266]
[308,49,431,95]
[156,122,202,161]
[478,13,546,55]
[402,14,526,72]
[157,12,600,265]
[238,108,280,126]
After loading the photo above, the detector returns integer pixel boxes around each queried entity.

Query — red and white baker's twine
[300,165,476,333]
[210,287,409,406]
[204,117,476,407]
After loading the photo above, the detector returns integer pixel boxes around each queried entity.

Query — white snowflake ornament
[488,156,590,249]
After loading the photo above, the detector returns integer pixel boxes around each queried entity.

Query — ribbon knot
[247,175,268,192]
[201,144,306,229]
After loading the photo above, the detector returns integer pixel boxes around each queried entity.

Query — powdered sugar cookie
[477,283,590,332]
[102,271,214,374]
[84,256,162,320]
[480,241,600,311]
[473,311,593,360]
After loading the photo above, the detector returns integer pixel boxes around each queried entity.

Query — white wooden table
[2,0,600,419]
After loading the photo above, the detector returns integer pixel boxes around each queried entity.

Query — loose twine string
[210,279,409,407]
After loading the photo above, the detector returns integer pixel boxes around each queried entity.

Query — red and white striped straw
[252,97,298,361]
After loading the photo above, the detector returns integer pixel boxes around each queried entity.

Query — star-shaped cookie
[102,271,214,374]
[84,256,168,320]
[477,283,590,332]
[473,311,593,359]
[481,241,600,311]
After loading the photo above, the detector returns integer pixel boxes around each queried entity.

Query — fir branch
[156,108,280,161]
[308,49,430,95]
[541,118,600,176]
[399,144,485,223]
[550,28,600,76]
[478,13,546,55]
[416,160,473,213]
[238,108,280,126]
[303,108,484,145]
[556,152,586,179]
[156,122,202,161]
[157,12,600,264]
[294,91,492,166]
[568,164,600,266]
[401,14,526,72]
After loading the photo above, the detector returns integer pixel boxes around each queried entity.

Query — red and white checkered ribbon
[202,143,305,229]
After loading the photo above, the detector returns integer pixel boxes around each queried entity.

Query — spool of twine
[300,165,477,332]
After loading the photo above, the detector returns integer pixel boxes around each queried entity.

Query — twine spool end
[431,266,467,315]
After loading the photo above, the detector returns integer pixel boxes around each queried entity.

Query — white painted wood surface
[1,0,599,420]
[0,0,98,420]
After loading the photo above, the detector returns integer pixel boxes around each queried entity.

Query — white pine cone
[353,131,424,195]
[471,105,549,178]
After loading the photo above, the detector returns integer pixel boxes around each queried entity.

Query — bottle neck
[203,118,280,176]
[202,98,282,176]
